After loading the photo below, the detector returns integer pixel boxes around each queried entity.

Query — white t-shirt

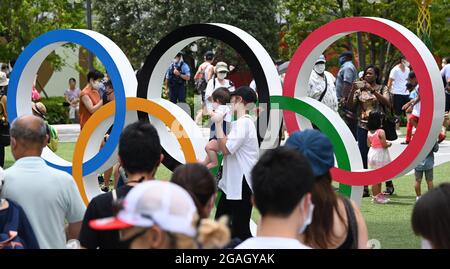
[389,65,410,95]
[441,64,450,83]
[235,236,312,249]
[205,78,235,111]
[249,80,257,91]
[218,114,259,200]
[410,86,421,117]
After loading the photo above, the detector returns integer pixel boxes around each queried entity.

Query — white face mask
[217,72,227,80]
[421,238,433,249]
[402,60,410,68]
[314,63,326,74]
[91,81,101,90]
[299,202,315,234]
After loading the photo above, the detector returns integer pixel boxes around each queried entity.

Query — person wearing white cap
[204,61,235,112]
[90,180,230,249]
[308,55,338,112]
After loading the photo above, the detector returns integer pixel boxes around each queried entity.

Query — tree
[93,0,280,70]
[0,0,86,68]
[280,0,449,81]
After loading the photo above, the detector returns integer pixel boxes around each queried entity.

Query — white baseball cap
[89,181,198,237]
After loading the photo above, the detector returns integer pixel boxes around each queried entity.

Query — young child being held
[202,87,231,169]
[367,111,392,204]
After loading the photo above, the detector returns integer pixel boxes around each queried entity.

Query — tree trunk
[357,32,366,70]
[369,34,376,65]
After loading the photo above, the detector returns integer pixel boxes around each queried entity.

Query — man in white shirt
[236,147,314,249]
[308,55,338,112]
[387,57,411,129]
[213,86,258,241]
[2,115,86,248]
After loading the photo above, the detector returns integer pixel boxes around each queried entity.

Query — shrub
[40,96,69,124]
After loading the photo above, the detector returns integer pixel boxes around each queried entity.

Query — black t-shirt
[0,199,40,249]
[78,185,133,249]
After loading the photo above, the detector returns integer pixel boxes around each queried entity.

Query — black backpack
[0,200,26,249]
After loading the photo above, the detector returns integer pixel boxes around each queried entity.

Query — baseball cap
[315,55,326,64]
[89,181,198,237]
[339,51,353,59]
[230,86,257,104]
[0,71,9,87]
[215,62,229,73]
[285,130,335,177]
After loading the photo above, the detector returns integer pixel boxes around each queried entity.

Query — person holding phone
[346,65,394,197]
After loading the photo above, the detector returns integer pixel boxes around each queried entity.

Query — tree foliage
[0,0,86,68]
[280,0,449,80]
[93,0,280,69]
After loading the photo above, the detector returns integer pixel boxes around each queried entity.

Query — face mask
[402,60,410,68]
[299,202,315,234]
[421,238,432,249]
[91,81,101,90]
[217,72,227,80]
[314,63,326,74]
[339,56,347,66]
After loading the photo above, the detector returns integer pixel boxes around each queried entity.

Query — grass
[4,140,450,249]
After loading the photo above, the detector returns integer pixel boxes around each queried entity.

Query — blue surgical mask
[339,56,347,66]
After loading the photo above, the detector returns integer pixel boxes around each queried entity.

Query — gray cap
[315,55,326,64]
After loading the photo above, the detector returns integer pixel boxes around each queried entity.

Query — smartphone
[354,81,365,89]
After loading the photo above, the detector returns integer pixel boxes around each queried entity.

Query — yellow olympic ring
[72,97,197,205]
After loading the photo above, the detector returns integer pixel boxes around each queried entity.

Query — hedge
[40,96,70,124]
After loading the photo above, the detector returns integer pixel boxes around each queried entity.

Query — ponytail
[196,216,230,249]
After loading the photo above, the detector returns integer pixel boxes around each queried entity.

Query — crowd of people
[0,52,449,249]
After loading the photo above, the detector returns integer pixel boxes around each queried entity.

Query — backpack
[0,200,25,249]
[195,63,211,94]
[46,122,59,152]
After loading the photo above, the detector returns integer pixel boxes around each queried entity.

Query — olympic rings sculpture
[7,17,444,205]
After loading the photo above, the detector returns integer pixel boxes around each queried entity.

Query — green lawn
[4,141,450,249]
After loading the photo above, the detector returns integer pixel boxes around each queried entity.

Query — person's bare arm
[81,95,103,114]
[378,130,392,148]
[67,221,82,240]
[350,200,369,249]
[346,83,358,108]
[64,94,71,104]
[387,78,394,91]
